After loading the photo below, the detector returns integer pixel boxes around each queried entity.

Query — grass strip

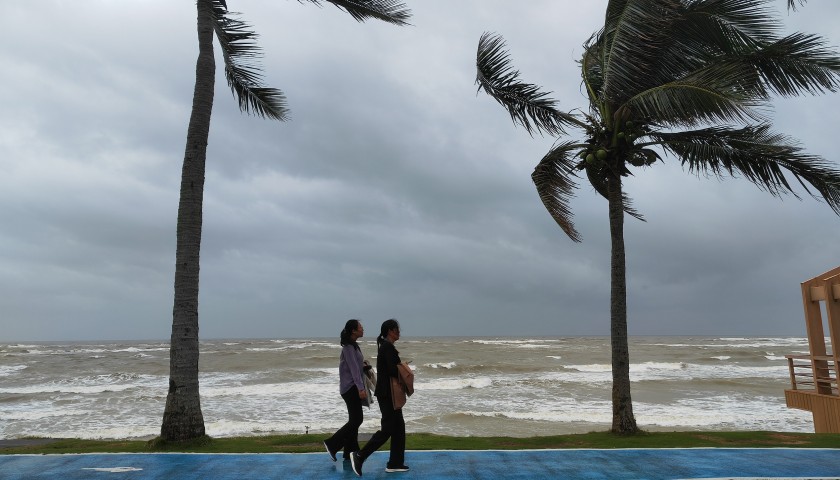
[2,431,839,455]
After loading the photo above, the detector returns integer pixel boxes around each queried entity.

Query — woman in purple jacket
[324,319,368,462]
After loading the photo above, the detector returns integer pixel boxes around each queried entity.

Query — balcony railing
[786,354,839,396]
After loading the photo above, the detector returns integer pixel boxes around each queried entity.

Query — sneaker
[350,452,363,477]
[323,441,337,462]
[385,465,410,473]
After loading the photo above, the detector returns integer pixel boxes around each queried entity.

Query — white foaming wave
[457,402,613,424]
[564,363,611,373]
[421,377,493,390]
[551,361,787,382]
[446,395,812,433]
[467,339,559,346]
[38,424,159,441]
[113,347,167,353]
[201,380,335,398]
[765,355,787,361]
[0,373,164,395]
[246,342,338,352]
[546,356,562,360]
[9,345,168,356]
[710,356,730,360]
[0,365,26,376]
[424,362,456,369]
[2,406,89,421]
[643,337,809,349]
[635,396,813,432]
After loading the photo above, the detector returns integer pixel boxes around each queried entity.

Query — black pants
[325,388,363,458]
[358,395,405,467]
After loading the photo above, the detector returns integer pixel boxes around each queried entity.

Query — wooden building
[785,265,840,433]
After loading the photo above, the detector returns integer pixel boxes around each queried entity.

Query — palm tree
[161,0,410,442]
[475,0,840,434]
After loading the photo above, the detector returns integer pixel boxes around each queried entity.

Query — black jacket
[374,339,401,399]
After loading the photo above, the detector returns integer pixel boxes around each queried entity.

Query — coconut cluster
[576,119,657,171]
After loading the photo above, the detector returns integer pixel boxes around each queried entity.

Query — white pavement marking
[81,467,144,473]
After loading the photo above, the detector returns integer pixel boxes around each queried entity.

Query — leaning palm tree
[161,0,410,442]
[476,0,840,434]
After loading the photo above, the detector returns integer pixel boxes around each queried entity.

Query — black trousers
[325,388,363,458]
[358,395,405,467]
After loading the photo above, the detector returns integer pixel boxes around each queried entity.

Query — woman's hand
[359,389,367,399]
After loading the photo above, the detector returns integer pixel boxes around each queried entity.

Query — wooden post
[802,276,830,394]
[826,271,840,395]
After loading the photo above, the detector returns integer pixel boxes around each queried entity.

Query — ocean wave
[465,339,560,347]
[0,365,27,377]
[642,337,810,349]
[0,373,164,395]
[547,361,788,382]
[0,336,818,440]
[3,345,169,356]
[420,377,493,390]
[423,362,457,369]
[245,342,339,352]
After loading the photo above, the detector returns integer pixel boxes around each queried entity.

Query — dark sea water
[0,336,814,439]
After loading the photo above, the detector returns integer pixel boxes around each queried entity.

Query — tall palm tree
[475,0,840,434]
[161,0,410,442]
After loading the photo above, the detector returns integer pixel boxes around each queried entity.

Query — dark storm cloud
[1,1,838,341]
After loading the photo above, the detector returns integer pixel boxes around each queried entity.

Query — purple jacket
[339,343,365,395]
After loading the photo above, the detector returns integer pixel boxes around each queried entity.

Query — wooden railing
[786,354,839,395]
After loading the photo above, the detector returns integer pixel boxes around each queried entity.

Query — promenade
[2,448,840,479]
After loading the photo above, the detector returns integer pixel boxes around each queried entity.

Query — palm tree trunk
[160,0,214,442]
[607,170,639,434]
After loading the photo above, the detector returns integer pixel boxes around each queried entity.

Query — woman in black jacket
[351,319,408,476]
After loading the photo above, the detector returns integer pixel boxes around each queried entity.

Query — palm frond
[476,32,585,136]
[746,33,840,96]
[211,1,289,120]
[653,125,840,214]
[301,0,411,26]
[600,0,679,103]
[650,0,780,90]
[531,143,581,242]
[678,0,781,45]
[625,77,763,127]
[580,33,605,111]
[787,0,807,11]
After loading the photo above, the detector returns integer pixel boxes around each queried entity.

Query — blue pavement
[2,449,840,480]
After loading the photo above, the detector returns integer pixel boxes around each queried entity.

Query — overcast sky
[1,1,839,341]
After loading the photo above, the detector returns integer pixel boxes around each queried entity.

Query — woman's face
[354,322,364,339]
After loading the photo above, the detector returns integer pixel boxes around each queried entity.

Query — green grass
[2,431,839,454]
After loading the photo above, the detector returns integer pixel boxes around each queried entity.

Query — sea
[0,336,817,440]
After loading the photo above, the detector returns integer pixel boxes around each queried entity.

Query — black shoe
[385,464,410,473]
[350,452,363,477]
[323,441,337,462]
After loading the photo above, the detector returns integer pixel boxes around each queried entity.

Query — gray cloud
[1,1,838,341]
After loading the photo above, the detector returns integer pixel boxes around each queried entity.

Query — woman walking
[324,319,368,462]
[351,318,408,476]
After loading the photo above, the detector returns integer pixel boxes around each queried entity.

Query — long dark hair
[377,318,400,350]
[340,319,361,349]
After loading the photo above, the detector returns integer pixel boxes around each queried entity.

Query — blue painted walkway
[2,449,840,479]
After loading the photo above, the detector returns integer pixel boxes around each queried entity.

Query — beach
[0,336,814,440]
